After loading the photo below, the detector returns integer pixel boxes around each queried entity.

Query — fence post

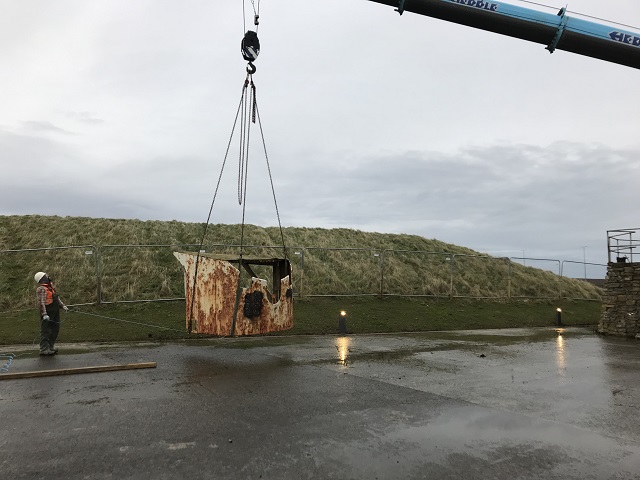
[299,249,305,299]
[507,258,511,300]
[379,251,385,299]
[95,246,103,305]
[449,255,454,300]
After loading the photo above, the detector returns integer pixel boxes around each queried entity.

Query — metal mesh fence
[0,246,98,311]
[0,244,604,313]
[98,244,200,303]
[509,257,562,299]
[303,248,381,297]
[381,250,451,297]
[452,255,510,299]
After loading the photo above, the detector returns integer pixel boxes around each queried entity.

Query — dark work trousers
[40,304,61,352]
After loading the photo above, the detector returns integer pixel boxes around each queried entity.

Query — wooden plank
[0,362,157,381]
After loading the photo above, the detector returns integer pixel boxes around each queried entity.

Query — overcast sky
[1,0,639,276]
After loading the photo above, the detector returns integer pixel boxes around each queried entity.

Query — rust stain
[174,252,294,336]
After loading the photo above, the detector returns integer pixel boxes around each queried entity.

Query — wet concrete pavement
[1,327,639,479]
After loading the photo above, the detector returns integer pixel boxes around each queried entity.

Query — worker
[34,271,69,355]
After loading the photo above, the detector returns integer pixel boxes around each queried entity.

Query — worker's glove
[63,305,69,312]
[42,315,50,322]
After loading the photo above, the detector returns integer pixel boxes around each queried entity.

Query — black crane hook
[241,30,260,73]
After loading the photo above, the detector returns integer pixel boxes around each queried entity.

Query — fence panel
[0,246,98,312]
[509,257,562,299]
[99,244,200,303]
[381,250,451,297]
[303,248,381,296]
[99,244,299,303]
[0,243,606,310]
[452,255,510,298]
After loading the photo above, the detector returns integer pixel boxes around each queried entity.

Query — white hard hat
[34,272,47,282]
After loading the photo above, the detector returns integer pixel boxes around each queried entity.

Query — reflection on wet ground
[316,329,638,440]
[2,327,639,479]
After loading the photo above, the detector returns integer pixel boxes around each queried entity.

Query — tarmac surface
[1,327,639,479]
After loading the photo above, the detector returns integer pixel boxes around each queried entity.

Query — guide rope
[0,353,15,373]
[0,308,184,366]
[66,309,186,333]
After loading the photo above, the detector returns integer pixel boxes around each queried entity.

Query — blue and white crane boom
[366,0,640,69]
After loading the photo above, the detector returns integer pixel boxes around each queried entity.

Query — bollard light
[556,308,563,326]
[339,310,348,334]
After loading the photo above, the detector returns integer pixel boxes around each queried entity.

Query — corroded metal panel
[234,276,294,336]
[174,251,293,336]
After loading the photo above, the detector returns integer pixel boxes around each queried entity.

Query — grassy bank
[0,215,602,311]
[0,297,601,346]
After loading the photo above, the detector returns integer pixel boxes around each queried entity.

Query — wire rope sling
[181,0,292,337]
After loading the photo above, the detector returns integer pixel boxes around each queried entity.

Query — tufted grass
[0,297,600,346]
[0,215,602,314]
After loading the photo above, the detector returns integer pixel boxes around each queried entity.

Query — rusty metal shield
[174,251,293,336]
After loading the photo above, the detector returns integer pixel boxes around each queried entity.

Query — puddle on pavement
[178,351,298,385]
[313,328,596,368]
[416,327,592,345]
[181,335,314,350]
[321,339,513,368]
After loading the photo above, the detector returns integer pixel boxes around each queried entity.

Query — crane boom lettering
[367,0,640,69]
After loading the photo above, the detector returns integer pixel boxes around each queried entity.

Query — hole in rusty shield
[243,291,264,319]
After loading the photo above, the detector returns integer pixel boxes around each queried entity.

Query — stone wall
[599,262,640,338]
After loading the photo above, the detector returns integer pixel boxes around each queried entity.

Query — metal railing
[607,228,640,264]
[560,260,608,279]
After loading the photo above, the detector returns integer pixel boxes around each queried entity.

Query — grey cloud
[2,127,636,267]
[0,184,154,221]
[65,112,105,126]
[0,129,77,175]
[22,121,75,136]
[274,142,640,262]
[1,0,638,275]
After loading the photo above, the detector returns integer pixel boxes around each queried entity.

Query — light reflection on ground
[335,336,351,366]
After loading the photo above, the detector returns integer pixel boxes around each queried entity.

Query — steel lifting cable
[237,77,256,206]
[255,102,287,259]
[243,0,261,34]
[188,1,289,335]
[187,76,254,333]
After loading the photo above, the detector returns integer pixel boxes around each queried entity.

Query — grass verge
[0,297,601,346]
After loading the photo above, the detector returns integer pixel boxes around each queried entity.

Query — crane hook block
[241,31,260,63]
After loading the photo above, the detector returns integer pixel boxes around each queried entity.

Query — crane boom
[366,0,640,69]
